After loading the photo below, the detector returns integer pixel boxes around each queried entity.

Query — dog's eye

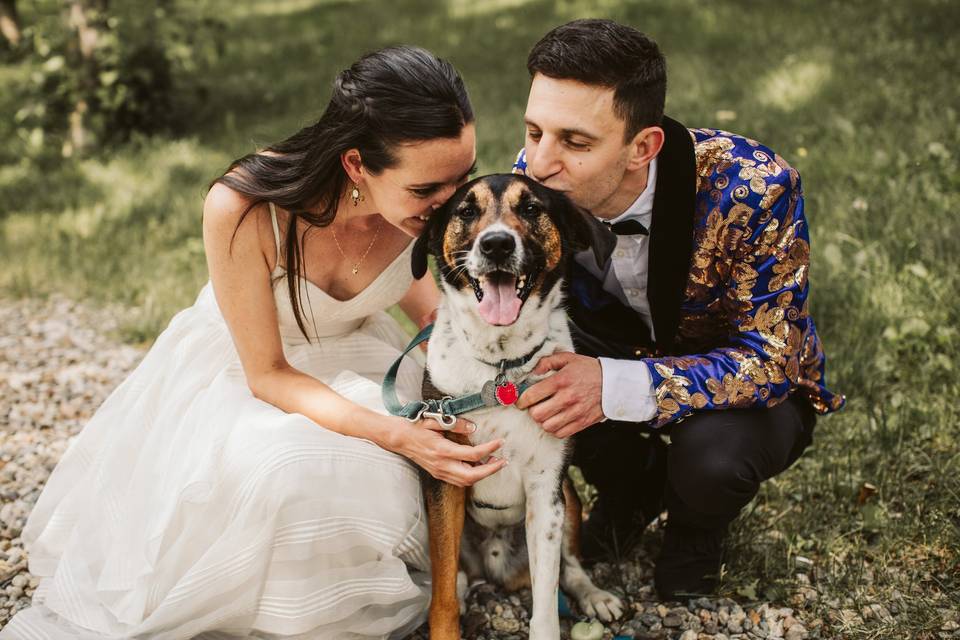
[521,202,542,218]
[459,204,480,219]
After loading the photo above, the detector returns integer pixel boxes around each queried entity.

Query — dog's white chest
[466,408,567,529]
[468,461,525,527]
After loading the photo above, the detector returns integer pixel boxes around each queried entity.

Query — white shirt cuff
[597,357,658,422]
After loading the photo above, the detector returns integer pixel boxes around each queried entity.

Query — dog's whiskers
[447,257,472,280]
[448,266,470,281]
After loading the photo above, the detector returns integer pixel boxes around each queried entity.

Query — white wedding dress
[2,204,431,639]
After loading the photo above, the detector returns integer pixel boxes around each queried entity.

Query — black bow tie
[604,219,649,236]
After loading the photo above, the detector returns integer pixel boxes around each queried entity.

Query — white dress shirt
[573,158,659,422]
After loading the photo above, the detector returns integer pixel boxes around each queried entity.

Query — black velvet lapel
[647,115,697,352]
[565,260,652,358]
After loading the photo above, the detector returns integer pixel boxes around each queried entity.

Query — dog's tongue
[478,274,521,325]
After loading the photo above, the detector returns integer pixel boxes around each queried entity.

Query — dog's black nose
[479,232,516,263]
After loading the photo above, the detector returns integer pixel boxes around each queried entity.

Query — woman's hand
[384,416,507,487]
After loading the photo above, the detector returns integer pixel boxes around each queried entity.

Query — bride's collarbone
[274,218,410,300]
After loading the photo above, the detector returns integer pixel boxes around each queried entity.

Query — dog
[409,174,624,639]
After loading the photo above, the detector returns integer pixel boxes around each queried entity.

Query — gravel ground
[1,295,818,639]
[0,296,144,627]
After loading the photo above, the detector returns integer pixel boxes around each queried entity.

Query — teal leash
[381,323,540,428]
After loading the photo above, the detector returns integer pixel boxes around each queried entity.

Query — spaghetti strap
[268,202,282,269]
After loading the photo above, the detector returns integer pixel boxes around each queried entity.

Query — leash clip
[419,397,457,429]
[406,401,429,423]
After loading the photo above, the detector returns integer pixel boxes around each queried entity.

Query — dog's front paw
[577,588,623,621]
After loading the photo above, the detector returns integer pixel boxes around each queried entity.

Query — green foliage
[11,1,224,157]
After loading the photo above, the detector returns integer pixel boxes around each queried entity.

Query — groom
[512,19,844,599]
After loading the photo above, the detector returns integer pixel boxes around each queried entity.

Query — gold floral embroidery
[688,207,725,296]
[769,236,810,292]
[647,129,843,426]
[653,362,693,406]
[736,156,783,197]
[759,182,785,210]
[690,392,709,409]
[740,302,785,343]
[729,350,770,385]
[666,355,712,370]
[705,372,756,407]
[696,137,736,180]
[751,217,782,259]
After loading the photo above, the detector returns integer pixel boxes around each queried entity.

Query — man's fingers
[529,390,575,425]
[554,425,579,439]
[515,376,558,410]
[541,410,572,435]
[532,351,573,375]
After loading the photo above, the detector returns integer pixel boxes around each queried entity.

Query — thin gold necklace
[330,218,384,275]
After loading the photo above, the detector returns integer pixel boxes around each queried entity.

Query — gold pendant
[351,186,364,207]
[352,266,359,275]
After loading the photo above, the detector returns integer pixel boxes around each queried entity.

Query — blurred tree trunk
[0,0,21,47]
[64,0,108,157]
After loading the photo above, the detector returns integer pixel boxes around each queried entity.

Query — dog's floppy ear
[411,223,433,280]
[565,200,617,271]
[411,207,445,280]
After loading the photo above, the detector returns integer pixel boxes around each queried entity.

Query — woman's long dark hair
[210,46,474,339]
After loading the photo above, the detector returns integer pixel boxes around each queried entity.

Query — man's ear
[625,126,665,172]
[566,200,616,270]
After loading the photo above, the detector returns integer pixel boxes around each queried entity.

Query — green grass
[2,0,959,636]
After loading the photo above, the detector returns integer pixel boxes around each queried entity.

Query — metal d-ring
[495,360,508,387]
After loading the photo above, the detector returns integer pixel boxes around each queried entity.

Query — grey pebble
[490,616,520,633]
[662,613,683,627]
[639,612,661,627]
[463,610,487,637]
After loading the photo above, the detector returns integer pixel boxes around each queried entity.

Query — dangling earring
[351,182,365,207]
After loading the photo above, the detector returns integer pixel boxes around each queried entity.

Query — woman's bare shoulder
[205,178,254,217]
[202,181,277,269]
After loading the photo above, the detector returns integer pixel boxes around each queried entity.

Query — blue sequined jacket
[513,116,844,427]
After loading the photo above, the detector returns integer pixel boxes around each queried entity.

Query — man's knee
[665,398,813,520]
[667,415,760,517]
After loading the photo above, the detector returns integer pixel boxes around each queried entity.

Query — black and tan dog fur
[410,174,622,639]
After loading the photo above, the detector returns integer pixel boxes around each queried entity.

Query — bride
[2,46,507,639]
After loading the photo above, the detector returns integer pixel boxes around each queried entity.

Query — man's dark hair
[527,19,666,141]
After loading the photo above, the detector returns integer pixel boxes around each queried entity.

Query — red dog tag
[495,381,519,405]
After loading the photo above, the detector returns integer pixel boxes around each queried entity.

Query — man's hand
[516,351,605,438]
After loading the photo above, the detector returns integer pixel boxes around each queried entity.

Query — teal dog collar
[381,324,542,428]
